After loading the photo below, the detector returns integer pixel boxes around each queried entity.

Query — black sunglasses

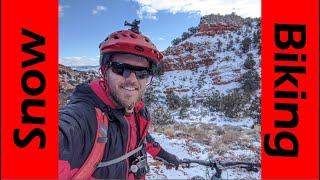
[107,62,151,79]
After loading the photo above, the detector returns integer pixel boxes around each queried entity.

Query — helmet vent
[121,33,127,37]
[152,50,158,54]
[134,46,144,52]
[114,36,119,39]
[130,34,137,38]
[145,38,150,42]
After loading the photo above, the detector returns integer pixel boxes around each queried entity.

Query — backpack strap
[95,143,144,168]
[72,108,108,180]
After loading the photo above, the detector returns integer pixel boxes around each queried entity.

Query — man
[59,26,180,179]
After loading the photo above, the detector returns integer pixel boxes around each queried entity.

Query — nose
[123,70,138,81]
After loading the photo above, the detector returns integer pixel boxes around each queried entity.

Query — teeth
[123,87,135,91]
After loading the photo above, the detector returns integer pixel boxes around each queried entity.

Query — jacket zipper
[137,114,151,146]
[124,116,130,179]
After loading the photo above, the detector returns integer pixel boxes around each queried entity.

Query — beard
[107,79,146,110]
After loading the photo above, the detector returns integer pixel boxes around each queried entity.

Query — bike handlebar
[179,158,261,179]
[220,161,261,167]
[179,158,260,172]
[180,159,211,166]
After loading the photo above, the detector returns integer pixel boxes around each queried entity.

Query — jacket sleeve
[145,132,162,158]
[59,102,97,179]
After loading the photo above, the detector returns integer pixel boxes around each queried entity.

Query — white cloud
[137,6,158,20]
[59,5,69,18]
[92,5,107,15]
[59,56,99,66]
[158,37,165,41]
[132,0,260,20]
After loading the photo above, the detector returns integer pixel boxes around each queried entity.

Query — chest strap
[95,144,143,168]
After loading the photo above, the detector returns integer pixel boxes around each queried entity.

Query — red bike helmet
[99,30,163,71]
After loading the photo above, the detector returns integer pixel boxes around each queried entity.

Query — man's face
[106,53,149,110]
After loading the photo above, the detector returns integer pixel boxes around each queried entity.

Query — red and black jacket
[59,80,162,179]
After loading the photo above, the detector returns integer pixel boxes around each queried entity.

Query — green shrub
[179,106,188,119]
[182,32,192,40]
[253,29,261,45]
[171,37,182,45]
[248,96,261,125]
[154,61,165,77]
[243,53,256,69]
[226,40,234,51]
[166,91,181,110]
[203,91,222,112]
[180,95,191,108]
[235,37,240,44]
[171,26,199,46]
[220,89,250,118]
[152,106,174,125]
[240,70,260,92]
[188,26,199,34]
[241,37,252,53]
[143,86,158,107]
[216,39,222,52]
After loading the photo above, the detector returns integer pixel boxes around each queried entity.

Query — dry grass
[244,126,260,142]
[221,126,242,144]
[214,126,225,136]
[163,127,175,137]
[150,123,261,161]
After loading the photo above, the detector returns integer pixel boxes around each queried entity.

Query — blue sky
[59,0,260,66]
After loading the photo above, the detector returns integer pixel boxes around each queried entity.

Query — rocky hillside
[59,13,261,123]
[59,64,99,107]
[152,14,261,117]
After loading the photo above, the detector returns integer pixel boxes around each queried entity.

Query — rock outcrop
[161,14,244,72]
[196,13,243,37]
[59,64,99,107]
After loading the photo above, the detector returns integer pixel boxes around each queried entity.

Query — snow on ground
[146,100,260,179]
[172,106,254,128]
[146,132,261,179]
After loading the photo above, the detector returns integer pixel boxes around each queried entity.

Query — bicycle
[179,158,261,180]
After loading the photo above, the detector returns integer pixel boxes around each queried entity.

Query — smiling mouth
[122,86,137,91]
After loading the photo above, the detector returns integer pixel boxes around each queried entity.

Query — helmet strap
[147,75,154,86]
[100,65,108,82]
